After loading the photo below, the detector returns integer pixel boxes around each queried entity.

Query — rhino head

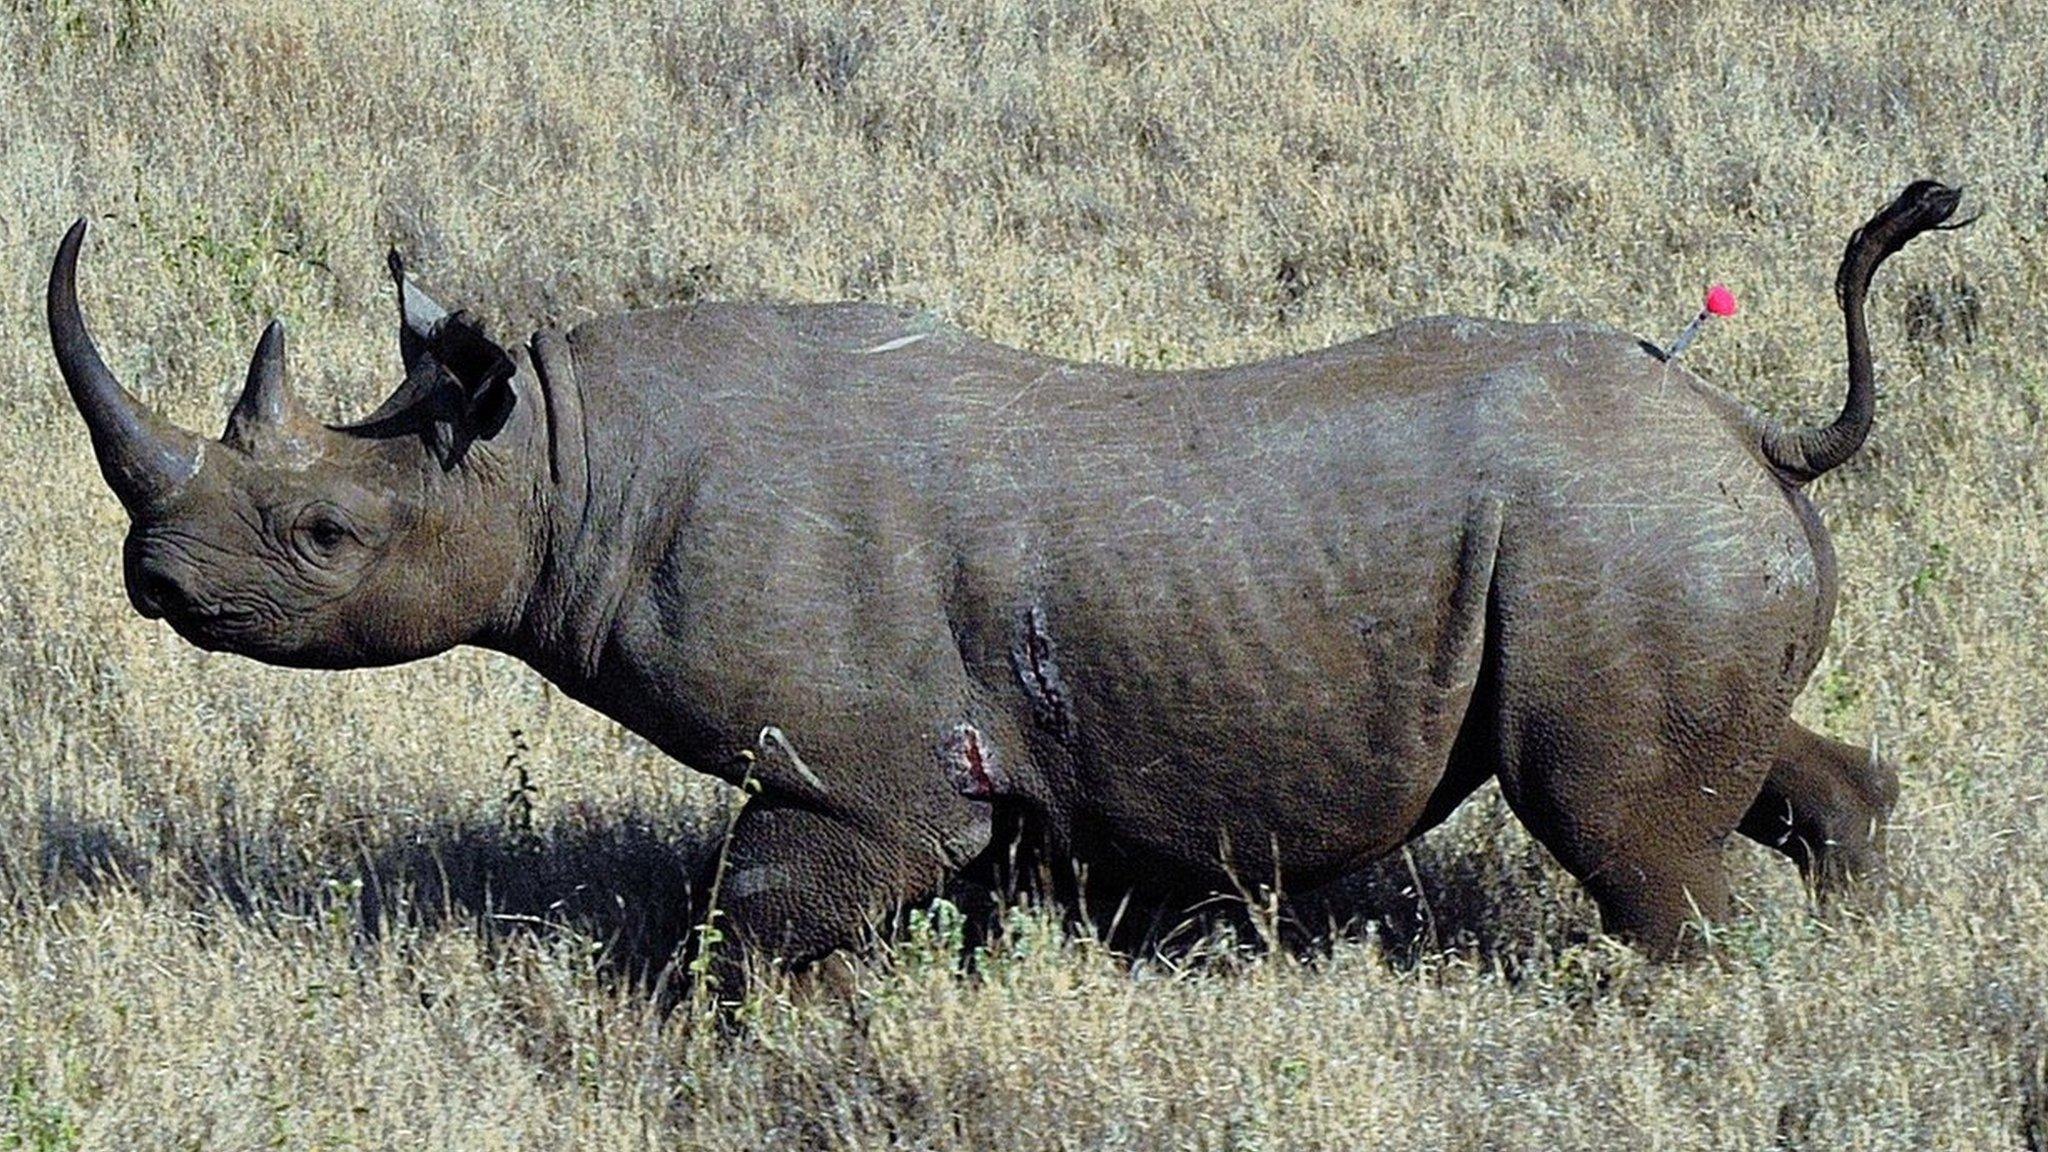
[47,220,542,669]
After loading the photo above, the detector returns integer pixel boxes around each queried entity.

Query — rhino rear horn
[223,319,318,452]
[47,218,204,516]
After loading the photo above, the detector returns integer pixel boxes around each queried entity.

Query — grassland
[2,0,2044,1146]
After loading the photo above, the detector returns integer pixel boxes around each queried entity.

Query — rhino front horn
[47,218,204,517]
[223,319,315,452]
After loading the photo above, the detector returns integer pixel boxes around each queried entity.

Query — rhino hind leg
[1488,677,1772,956]
[1738,720,1899,897]
[1497,750,1747,956]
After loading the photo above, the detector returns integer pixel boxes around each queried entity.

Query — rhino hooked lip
[127,567,177,620]
[126,556,257,642]
[158,604,262,655]
[139,593,251,639]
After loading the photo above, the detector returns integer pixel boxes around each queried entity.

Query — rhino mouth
[134,581,262,647]
[161,604,261,649]
[126,549,265,642]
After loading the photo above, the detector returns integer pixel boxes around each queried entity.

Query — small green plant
[3,1065,81,1152]
[683,759,763,1017]
[1812,666,1864,727]
[897,896,968,976]
[1908,540,1951,602]
[24,0,161,60]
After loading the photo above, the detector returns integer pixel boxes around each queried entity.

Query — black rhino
[46,181,1963,983]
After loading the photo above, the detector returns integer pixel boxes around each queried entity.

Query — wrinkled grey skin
[48,182,1962,978]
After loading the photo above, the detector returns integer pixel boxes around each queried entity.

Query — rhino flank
[48,182,1963,980]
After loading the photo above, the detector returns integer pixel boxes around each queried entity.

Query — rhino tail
[1760,181,1970,483]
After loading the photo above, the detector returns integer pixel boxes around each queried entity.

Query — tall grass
[1,0,2043,1146]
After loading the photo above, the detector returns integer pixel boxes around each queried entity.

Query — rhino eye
[293,506,356,560]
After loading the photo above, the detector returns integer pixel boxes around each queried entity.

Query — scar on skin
[1011,605,1073,736]
[755,725,830,796]
[856,332,929,354]
[941,723,1006,799]
[722,862,791,901]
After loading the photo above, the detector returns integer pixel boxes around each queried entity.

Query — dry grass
[2,0,2045,1146]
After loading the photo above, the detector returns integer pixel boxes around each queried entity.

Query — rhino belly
[1065,677,1479,885]
[1003,502,1501,886]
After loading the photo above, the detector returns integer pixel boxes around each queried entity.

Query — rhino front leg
[1738,720,1899,897]
[702,790,987,999]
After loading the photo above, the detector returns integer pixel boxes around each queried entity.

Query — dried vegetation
[2,0,2045,1147]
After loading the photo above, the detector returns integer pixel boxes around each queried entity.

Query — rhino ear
[371,251,517,464]
[428,310,518,437]
[348,285,517,469]
[389,249,452,373]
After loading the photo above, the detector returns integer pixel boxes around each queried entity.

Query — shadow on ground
[359,816,715,982]
[19,800,722,983]
[19,790,1576,991]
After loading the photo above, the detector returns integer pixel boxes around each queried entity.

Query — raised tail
[1761,180,1971,483]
